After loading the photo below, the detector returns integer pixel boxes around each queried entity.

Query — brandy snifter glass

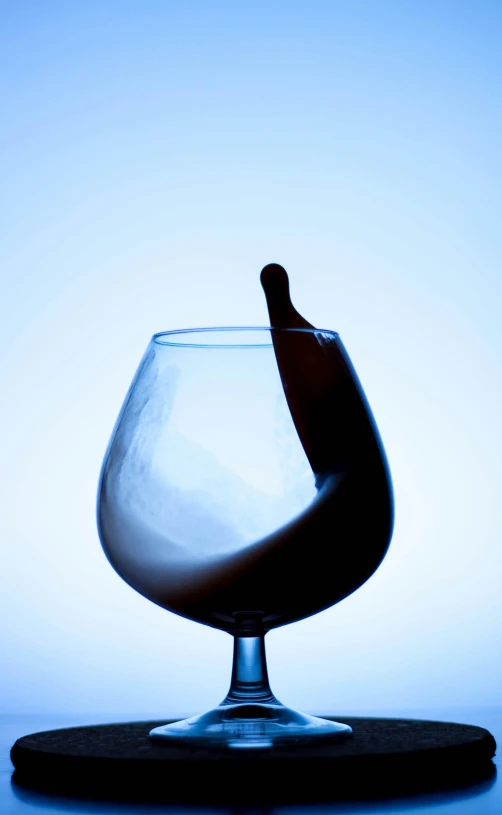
[97,327,393,748]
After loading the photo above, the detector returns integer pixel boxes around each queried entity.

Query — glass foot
[150,703,352,749]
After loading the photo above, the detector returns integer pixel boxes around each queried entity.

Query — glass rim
[152,326,339,348]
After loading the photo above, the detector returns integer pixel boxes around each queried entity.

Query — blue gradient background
[1,1,501,720]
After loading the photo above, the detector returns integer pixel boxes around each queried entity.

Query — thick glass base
[150,703,352,749]
[151,633,352,748]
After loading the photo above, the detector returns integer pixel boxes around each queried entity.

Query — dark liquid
[174,335,392,633]
[99,334,393,635]
[169,468,392,634]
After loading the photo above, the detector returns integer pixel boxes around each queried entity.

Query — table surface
[1,708,500,814]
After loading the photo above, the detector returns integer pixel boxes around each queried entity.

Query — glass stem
[221,635,279,706]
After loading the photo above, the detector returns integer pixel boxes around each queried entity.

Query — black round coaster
[11,717,496,804]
